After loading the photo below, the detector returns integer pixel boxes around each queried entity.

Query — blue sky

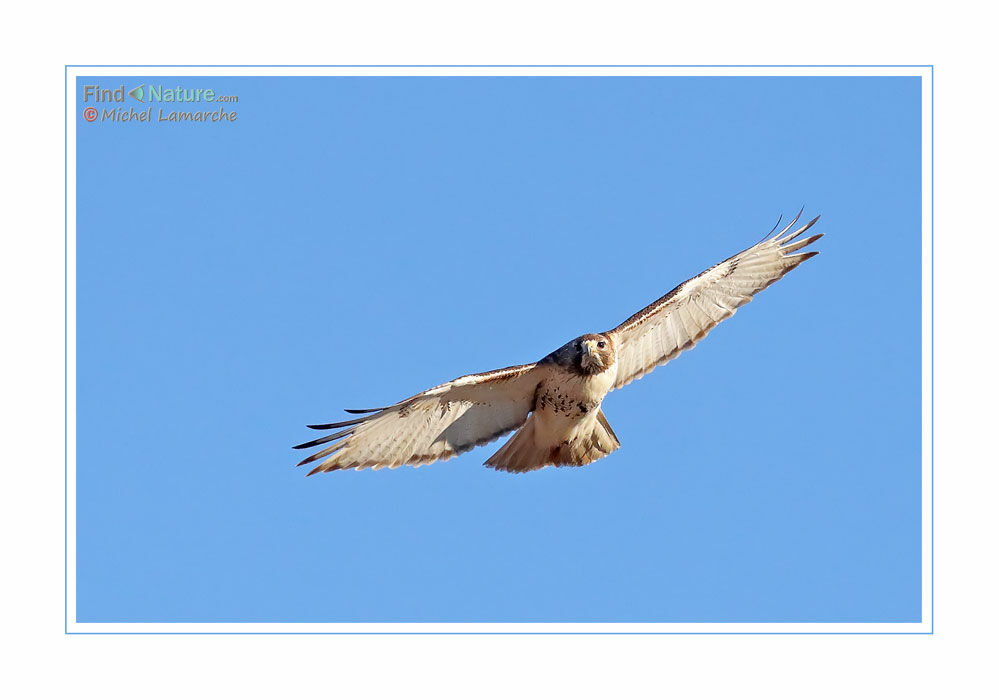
[75,75,922,623]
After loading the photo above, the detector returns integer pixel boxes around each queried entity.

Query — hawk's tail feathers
[484,410,621,474]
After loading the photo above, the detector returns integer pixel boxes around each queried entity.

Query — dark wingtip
[767,213,783,237]
[779,214,822,243]
[757,213,783,244]
[795,215,821,237]
[293,426,355,450]
[785,206,804,231]
[306,415,367,430]
[296,450,329,467]
[343,407,386,415]
[790,250,821,266]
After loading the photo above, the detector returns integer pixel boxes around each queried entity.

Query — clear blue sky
[75,75,922,623]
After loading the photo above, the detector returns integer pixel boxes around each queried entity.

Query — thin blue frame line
[65,63,933,68]
[64,65,68,636]
[930,65,935,634]
[65,65,932,635]
[68,631,932,636]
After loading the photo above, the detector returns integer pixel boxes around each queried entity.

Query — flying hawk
[295,212,822,474]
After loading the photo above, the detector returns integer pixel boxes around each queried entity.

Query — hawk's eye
[597,341,606,349]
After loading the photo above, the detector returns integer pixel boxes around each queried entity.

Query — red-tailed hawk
[295,212,822,474]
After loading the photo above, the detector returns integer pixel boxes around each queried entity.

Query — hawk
[295,212,822,474]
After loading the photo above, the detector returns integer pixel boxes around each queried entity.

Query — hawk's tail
[484,410,621,473]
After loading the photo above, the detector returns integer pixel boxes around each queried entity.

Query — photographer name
[97,106,239,124]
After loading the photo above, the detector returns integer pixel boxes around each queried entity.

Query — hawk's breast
[535,361,617,421]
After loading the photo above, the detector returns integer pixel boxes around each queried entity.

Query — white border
[65,65,932,634]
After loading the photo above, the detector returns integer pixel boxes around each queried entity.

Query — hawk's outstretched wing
[294,364,542,473]
[607,212,823,390]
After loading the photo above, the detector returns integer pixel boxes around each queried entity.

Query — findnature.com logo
[81,83,240,124]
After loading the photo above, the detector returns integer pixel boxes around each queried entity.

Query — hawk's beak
[581,341,602,370]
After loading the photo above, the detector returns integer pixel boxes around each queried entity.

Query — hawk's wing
[294,364,542,473]
[607,212,823,390]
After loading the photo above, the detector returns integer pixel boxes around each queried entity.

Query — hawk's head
[542,333,617,375]
[573,333,616,374]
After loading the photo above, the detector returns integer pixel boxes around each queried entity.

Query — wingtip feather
[306,415,368,430]
[785,250,820,268]
[779,214,821,244]
[293,426,356,450]
[774,207,805,238]
[780,232,823,254]
[297,453,321,467]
